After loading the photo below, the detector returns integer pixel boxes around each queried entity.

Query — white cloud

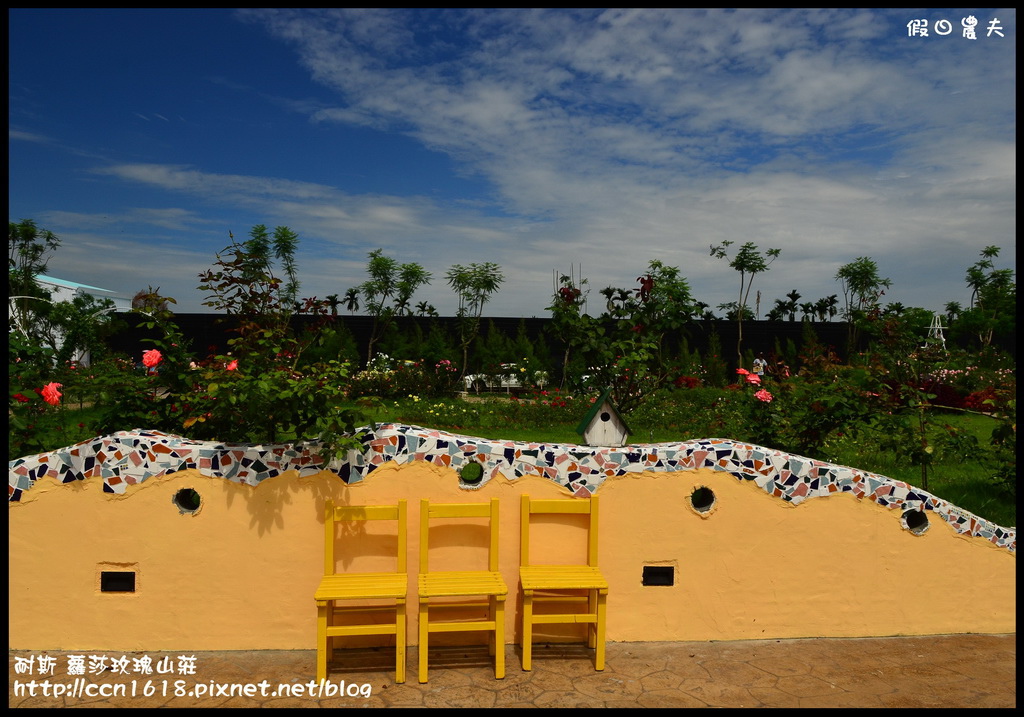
[12,9,1015,318]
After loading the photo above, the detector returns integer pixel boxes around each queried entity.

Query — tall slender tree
[710,241,781,364]
[446,262,504,380]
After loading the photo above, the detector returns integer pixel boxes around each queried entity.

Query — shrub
[91,226,365,460]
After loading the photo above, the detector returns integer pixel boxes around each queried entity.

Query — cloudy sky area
[9,8,1016,317]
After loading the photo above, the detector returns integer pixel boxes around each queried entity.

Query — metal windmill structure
[924,312,947,351]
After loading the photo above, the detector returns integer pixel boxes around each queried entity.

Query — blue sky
[9,8,1016,317]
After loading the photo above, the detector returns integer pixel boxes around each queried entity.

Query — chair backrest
[324,499,407,574]
[419,498,500,574]
[520,495,599,568]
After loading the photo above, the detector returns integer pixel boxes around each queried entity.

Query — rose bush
[90,226,366,461]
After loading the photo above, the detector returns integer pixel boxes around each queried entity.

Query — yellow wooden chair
[519,494,609,671]
[314,500,409,683]
[417,498,508,683]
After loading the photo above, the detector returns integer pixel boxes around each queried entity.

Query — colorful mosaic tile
[7,425,1015,553]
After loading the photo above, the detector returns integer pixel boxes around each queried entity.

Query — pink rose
[41,382,63,406]
[755,389,773,403]
[226,360,238,371]
[142,349,163,368]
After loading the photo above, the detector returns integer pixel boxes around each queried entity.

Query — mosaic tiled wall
[8,424,1015,554]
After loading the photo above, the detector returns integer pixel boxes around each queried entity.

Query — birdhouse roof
[575,387,632,436]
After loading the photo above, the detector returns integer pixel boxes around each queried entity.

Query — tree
[325,294,340,316]
[693,301,717,321]
[813,294,839,322]
[36,293,118,365]
[836,257,890,317]
[343,287,360,314]
[133,286,172,313]
[710,241,781,363]
[358,249,431,363]
[415,301,438,317]
[955,246,1015,348]
[9,219,118,364]
[550,260,696,412]
[785,290,802,321]
[241,224,301,310]
[446,262,504,379]
[835,256,891,350]
[198,225,303,338]
[716,302,754,321]
[547,270,590,390]
[184,226,359,455]
[943,301,962,325]
[766,303,786,322]
[9,219,61,338]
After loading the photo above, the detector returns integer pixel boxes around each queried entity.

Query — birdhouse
[576,387,632,447]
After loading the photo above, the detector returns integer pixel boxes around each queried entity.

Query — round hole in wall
[690,486,716,514]
[902,508,929,535]
[600,411,612,422]
[460,462,483,485]
[173,488,202,514]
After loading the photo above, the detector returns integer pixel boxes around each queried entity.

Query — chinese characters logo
[907,16,1005,38]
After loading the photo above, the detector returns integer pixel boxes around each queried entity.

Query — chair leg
[587,590,597,649]
[417,600,429,684]
[395,600,406,684]
[315,601,329,682]
[521,591,534,671]
[595,589,607,671]
[488,596,496,657]
[494,595,505,679]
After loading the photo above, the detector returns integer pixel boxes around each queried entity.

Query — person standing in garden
[752,352,767,379]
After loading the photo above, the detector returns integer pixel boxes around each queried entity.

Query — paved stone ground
[9,634,1015,708]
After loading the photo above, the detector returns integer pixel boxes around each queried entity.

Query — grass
[21,394,1015,530]
[825,411,1015,530]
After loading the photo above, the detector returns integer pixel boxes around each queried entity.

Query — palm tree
[343,287,359,314]
[416,301,438,317]
[944,301,962,324]
[824,294,839,321]
[394,297,412,316]
[785,290,801,321]
[325,294,340,316]
[694,301,717,321]
[813,297,829,322]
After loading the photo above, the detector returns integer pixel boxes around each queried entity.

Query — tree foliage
[835,256,891,351]
[9,218,61,338]
[710,240,780,363]
[357,249,432,363]
[953,245,1015,348]
[548,259,696,413]
[8,218,119,364]
[94,226,363,460]
[446,262,504,379]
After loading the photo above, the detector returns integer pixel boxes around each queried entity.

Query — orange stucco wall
[8,460,1015,652]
